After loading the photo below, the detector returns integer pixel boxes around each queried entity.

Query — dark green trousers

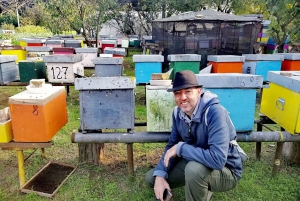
[145,159,239,201]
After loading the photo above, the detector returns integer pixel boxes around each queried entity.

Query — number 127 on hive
[47,63,84,83]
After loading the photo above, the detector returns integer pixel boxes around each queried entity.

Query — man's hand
[154,176,171,201]
[164,144,178,167]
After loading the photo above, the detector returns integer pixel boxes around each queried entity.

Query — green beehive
[18,60,47,83]
[168,54,201,80]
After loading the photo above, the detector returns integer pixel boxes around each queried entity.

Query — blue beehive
[196,73,263,132]
[93,57,123,77]
[242,54,284,81]
[133,55,164,84]
[75,76,136,132]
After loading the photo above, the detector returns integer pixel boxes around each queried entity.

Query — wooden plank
[0,141,53,149]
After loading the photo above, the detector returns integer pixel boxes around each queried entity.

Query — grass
[0,48,300,200]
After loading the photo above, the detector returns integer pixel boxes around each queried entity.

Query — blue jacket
[153,91,243,179]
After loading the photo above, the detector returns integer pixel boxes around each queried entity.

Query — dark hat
[168,70,202,92]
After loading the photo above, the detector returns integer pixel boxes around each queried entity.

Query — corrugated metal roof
[153,9,261,22]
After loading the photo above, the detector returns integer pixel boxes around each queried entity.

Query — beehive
[65,40,82,48]
[0,107,13,143]
[260,71,300,134]
[9,85,68,142]
[242,54,284,81]
[103,47,126,57]
[146,85,176,132]
[133,55,164,84]
[25,46,52,61]
[0,46,26,63]
[208,55,245,73]
[75,76,136,131]
[75,48,98,68]
[196,73,263,132]
[52,47,74,55]
[279,53,300,71]
[43,54,84,83]
[0,55,19,84]
[26,38,46,47]
[45,40,64,48]
[18,60,47,83]
[93,57,123,77]
[101,40,117,53]
[168,54,201,80]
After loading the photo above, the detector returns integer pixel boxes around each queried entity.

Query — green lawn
[0,48,299,200]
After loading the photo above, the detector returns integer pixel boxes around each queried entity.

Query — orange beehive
[279,53,300,71]
[208,55,245,73]
[8,86,68,142]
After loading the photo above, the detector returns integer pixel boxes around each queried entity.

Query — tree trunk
[78,143,105,165]
[282,142,300,164]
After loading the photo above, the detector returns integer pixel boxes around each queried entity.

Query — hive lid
[277,53,300,60]
[101,40,117,44]
[243,54,284,61]
[146,85,172,90]
[45,40,64,44]
[65,40,81,44]
[267,71,300,92]
[207,55,245,62]
[8,86,65,105]
[168,54,201,61]
[43,54,82,63]
[26,46,52,52]
[26,38,46,43]
[196,73,263,88]
[0,55,17,63]
[75,48,98,53]
[133,54,164,62]
[93,57,123,65]
[149,79,172,86]
[74,76,136,90]
[0,46,24,50]
[52,47,75,52]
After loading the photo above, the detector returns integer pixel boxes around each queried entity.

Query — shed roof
[153,9,261,22]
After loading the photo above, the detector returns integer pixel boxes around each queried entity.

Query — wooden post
[272,142,284,177]
[127,143,134,175]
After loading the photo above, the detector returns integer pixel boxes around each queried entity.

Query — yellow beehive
[260,71,300,134]
[0,107,13,143]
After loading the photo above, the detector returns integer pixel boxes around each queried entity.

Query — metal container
[0,55,19,84]
[75,76,136,131]
[93,57,123,77]
[18,60,46,83]
[278,53,300,71]
[146,85,176,132]
[26,46,52,61]
[133,55,164,84]
[168,54,201,80]
[9,86,68,142]
[196,73,263,132]
[43,55,84,83]
[242,54,284,81]
[260,71,300,134]
[75,48,98,68]
[207,55,245,73]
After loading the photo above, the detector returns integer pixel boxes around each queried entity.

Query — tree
[20,2,46,26]
[262,0,300,52]
[45,0,113,46]
[0,0,35,27]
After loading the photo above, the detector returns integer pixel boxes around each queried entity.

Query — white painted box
[44,55,84,83]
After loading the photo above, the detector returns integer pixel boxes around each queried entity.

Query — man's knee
[185,161,212,182]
